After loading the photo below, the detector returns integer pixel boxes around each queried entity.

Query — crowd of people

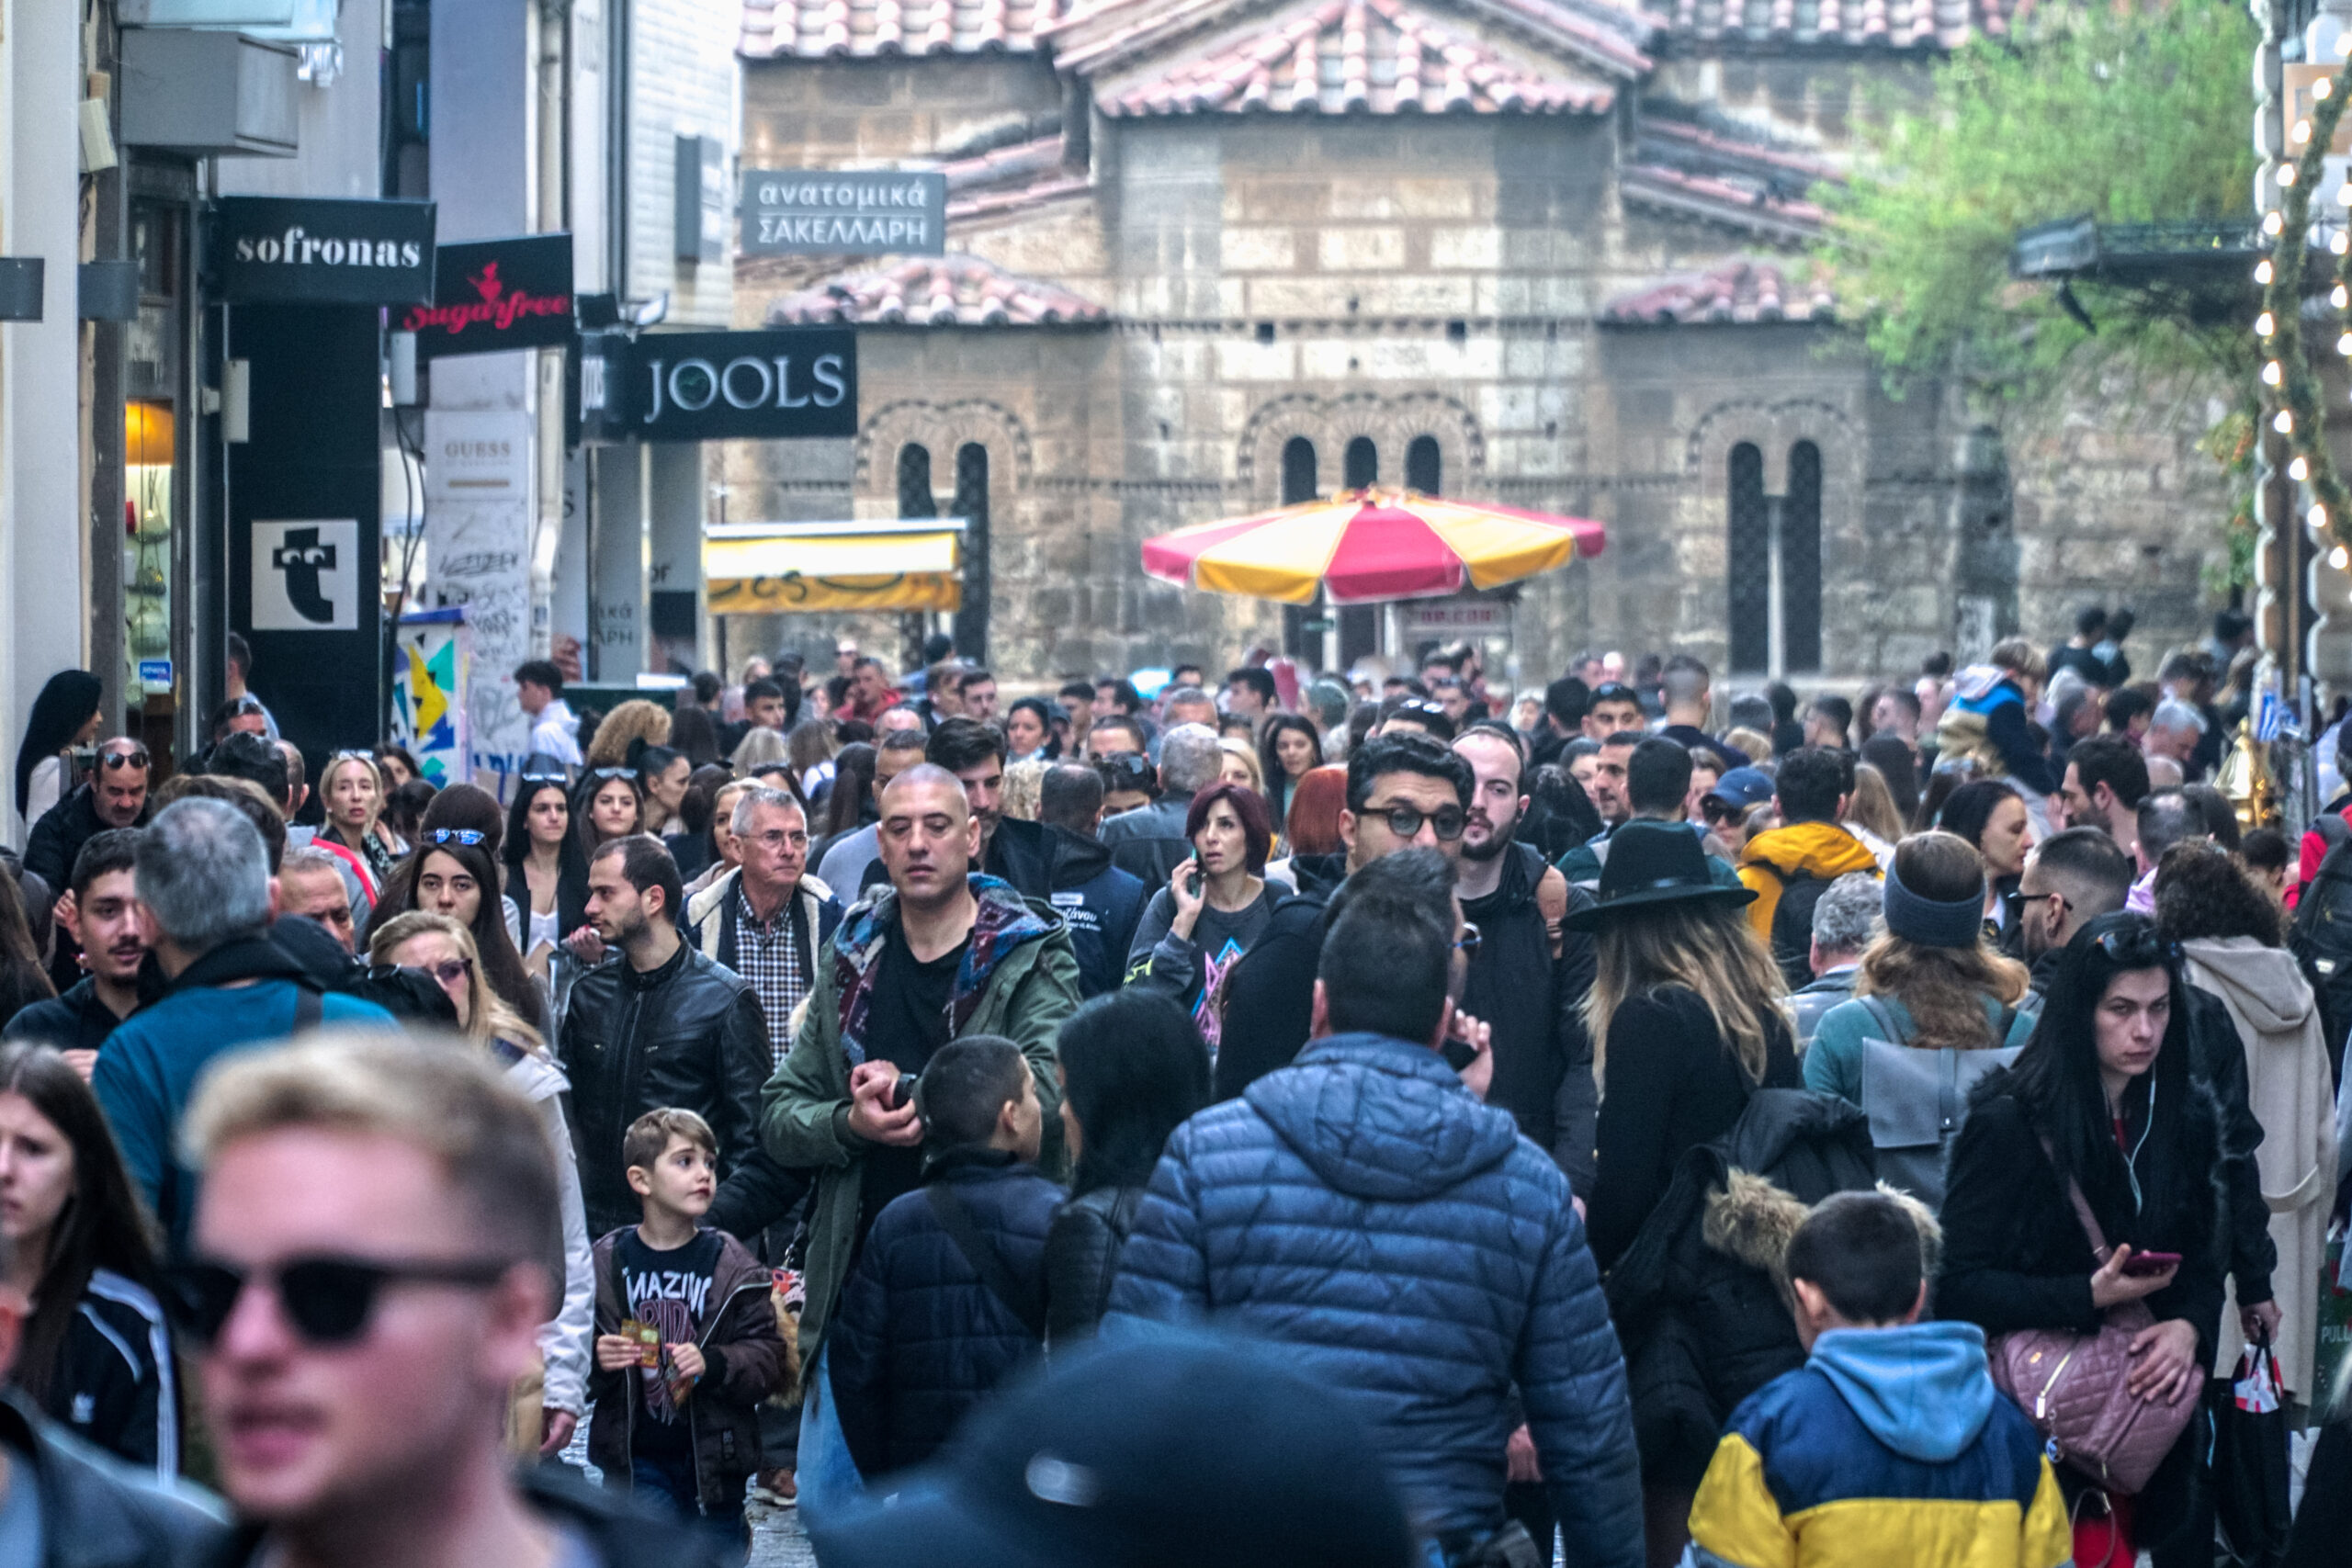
[0,609,2346,1568]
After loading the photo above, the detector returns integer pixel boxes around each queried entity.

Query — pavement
[747,1493,818,1567]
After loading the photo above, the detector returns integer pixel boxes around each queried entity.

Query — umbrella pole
[1320,586,1338,676]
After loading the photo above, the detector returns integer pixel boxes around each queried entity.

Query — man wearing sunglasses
[177,1033,718,1568]
[23,736,151,899]
[1212,732,1475,1100]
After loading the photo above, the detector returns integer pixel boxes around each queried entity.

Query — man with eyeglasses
[93,799,397,1258]
[1213,732,1475,1100]
[176,1032,721,1568]
[684,787,842,1066]
[24,736,152,897]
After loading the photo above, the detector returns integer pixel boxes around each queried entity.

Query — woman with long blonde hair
[1571,820,1797,1275]
[369,910,593,1458]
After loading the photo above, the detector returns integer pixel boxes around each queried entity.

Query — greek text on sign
[1407,600,1510,633]
[741,170,947,257]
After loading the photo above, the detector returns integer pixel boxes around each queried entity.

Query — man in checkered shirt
[684,784,843,1062]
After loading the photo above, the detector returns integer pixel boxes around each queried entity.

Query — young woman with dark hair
[635,743,692,838]
[1938,911,2222,1562]
[1257,713,1320,836]
[1003,696,1057,764]
[1041,990,1210,1345]
[662,763,737,884]
[503,775,589,977]
[815,743,876,853]
[373,743,424,791]
[1123,781,1286,1057]
[0,1042,176,1473]
[1937,777,2030,930]
[372,834,546,1034]
[571,766,644,864]
[14,670,101,829]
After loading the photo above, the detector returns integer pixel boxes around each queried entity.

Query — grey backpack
[1853,994,2021,1213]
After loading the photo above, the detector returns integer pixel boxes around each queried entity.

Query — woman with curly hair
[2154,839,2335,1405]
[582,697,672,770]
[1803,831,2034,1209]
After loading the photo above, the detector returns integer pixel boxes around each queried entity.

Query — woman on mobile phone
[1123,783,1286,1061]
[1939,910,2223,1562]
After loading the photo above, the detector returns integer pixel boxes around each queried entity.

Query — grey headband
[1882,868,1984,949]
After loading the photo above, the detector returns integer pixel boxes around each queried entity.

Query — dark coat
[1042,1183,1145,1346]
[1462,840,1596,1190]
[0,1390,223,1568]
[586,1226,786,1513]
[1109,1032,1641,1561]
[826,1148,1061,1476]
[1039,831,1147,998]
[23,785,144,897]
[5,976,126,1055]
[1097,792,1198,886]
[2181,983,2278,1307]
[559,942,773,1238]
[1601,1088,1878,1488]
[1206,851,1344,1101]
[39,1269,177,1478]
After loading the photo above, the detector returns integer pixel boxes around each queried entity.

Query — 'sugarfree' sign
[740,170,946,257]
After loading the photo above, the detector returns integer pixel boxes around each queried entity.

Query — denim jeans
[794,1342,865,1525]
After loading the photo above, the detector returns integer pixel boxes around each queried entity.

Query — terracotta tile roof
[1051,0,1653,81]
[1638,117,1838,186]
[1641,0,2018,48]
[1600,259,1834,323]
[1621,161,1826,242]
[739,0,1065,59]
[1094,0,1623,118]
[766,254,1110,325]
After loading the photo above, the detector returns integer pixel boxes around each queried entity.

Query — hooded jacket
[1035,829,1146,998]
[587,1224,787,1512]
[1736,822,1882,943]
[1941,669,2059,795]
[1685,1324,2071,1568]
[759,874,1081,1357]
[2181,936,2338,1393]
[1107,1032,1642,1562]
[826,1146,1062,1475]
[558,941,773,1238]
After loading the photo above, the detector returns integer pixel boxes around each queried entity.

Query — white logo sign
[252,518,360,631]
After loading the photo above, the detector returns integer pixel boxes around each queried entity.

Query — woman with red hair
[1124,781,1289,1057]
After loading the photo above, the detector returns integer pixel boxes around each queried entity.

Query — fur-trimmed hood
[1702,1171,1942,1314]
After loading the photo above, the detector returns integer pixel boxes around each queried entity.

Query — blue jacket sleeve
[1104,1128,1210,1323]
[1984,697,2058,795]
[1519,1187,1643,1568]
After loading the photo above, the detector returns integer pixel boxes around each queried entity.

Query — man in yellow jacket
[1685,1191,2071,1568]
[1736,748,1882,984]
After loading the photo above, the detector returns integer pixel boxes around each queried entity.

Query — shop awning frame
[705,517,968,613]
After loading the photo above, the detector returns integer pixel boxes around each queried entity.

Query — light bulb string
[2264,55,2352,546]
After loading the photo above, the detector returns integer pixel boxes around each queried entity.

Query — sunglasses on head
[163,1254,513,1348]
[99,748,151,771]
[2093,926,2170,968]
[519,772,568,785]
[590,766,637,782]
[424,829,486,847]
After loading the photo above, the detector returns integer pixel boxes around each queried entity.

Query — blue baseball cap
[1704,765,1775,811]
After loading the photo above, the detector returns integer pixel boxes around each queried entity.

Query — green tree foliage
[1817,0,2258,399]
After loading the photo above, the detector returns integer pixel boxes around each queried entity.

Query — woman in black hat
[1571,819,1797,1273]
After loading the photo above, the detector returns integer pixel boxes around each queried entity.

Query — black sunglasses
[99,748,151,771]
[164,1254,513,1348]
[1364,801,1466,841]
[424,829,486,847]
[2093,926,2170,967]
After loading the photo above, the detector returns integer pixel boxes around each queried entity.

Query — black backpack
[1765,867,1834,991]
[2290,822,2352,1089]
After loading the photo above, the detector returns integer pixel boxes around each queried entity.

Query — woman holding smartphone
[1938,910,2222,1563]
[1124,783,1285,1062]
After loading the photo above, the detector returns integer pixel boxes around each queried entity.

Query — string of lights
[2261,50,2352,570]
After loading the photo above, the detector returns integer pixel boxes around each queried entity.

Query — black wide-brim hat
[1561,818,1757,931]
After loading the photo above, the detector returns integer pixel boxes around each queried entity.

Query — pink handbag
[1986,1176,2200,1495]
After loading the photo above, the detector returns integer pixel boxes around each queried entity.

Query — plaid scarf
[834,874,1051,1067]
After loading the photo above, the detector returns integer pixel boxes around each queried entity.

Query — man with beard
[5,829,147,1070]
[559,836,771,1237]
[1555,738,1741,894]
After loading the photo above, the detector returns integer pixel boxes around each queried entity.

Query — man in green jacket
[761,763,1081,1361]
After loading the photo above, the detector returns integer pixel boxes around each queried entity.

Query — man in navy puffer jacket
[1110,850,1642,1567]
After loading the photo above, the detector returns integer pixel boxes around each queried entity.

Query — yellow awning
[705,522,963,613]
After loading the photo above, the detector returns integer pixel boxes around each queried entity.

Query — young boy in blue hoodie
[1683,1190,2070,1568]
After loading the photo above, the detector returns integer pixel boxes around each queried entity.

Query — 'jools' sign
[213,197,437,306]
[589,329,856,443]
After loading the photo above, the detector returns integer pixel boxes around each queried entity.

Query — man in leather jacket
[560,836,773,1237]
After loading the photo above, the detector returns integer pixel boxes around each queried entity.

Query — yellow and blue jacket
[1685,1322,2070,1568]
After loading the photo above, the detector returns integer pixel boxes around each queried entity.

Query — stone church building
[723,0,2229,687]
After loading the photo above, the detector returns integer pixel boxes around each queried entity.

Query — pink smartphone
[2120,1250,2181,1277]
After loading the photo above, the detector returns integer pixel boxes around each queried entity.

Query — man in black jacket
[6,829,146,1068]
[1035,763,1147,997]
[1214,733,1473,1100]
[1452,725,1595,1191]
[24,738,150,930]
[560,835,773,1237]
[1098,722,1222,886]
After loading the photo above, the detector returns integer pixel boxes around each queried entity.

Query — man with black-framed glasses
[1212,732,1475,1100]
[2016,826,2133,989]
[177,1032,724,1568]
[24,736,151,896]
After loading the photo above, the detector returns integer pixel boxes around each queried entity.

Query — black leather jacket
[0,1391,225,1568]
[1043,1184,1146,1347]
[558,941,771,1236]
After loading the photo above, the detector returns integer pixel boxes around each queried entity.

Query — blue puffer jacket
[1108,1032,1642,1562]
[826,1148,1061,1476]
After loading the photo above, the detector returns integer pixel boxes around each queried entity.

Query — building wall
[628,0,741,327]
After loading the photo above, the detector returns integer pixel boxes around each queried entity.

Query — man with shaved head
[761,761,1081,1466]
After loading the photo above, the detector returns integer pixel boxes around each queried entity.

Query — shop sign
[1405,599,1510,635]
[215,197,436,305]
[251,518,362,630]
[404,233,574,359]
[740,170,946,257]
[598,329,856,443]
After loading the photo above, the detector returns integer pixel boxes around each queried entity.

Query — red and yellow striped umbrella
[1141,489,1607,605]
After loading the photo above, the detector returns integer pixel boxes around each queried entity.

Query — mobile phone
[1441,1036,1478,1072]
[888,1071,920,1112]
[1185,855,1204,896]
[2120,1249,2181,1277]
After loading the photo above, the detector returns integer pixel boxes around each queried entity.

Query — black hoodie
[1461,841,1598,1189]
[1211,852,1346,1100]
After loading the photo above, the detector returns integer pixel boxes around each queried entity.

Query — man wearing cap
[1114,851,1641,1568]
